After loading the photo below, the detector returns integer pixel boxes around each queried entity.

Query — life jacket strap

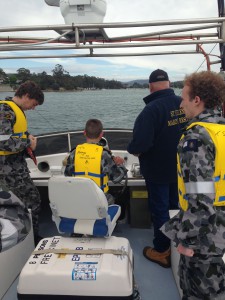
[11,132,23,137]
[73,172,85,176]
[73,171,106,178]
[218,196,225,202]
[100,183,108,190]
[88,172,105,178]
[11,130,28,138]
[214,175,225,181]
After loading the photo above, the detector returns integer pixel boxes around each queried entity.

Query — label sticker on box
[72,262,98,281]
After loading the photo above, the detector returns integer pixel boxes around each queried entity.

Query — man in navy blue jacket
[127,69,187,268]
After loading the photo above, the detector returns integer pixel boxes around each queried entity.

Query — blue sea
[0,88,181,135]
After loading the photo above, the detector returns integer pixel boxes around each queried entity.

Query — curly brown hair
[15,80,44,105]
[184,71,225,108]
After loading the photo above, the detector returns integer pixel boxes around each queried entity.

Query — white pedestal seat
[17,176,133,299]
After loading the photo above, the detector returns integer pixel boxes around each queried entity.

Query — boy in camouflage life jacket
[0,81,44,246]
[64,119,141,300]
[161,71,225,300]
[64,118,127,205]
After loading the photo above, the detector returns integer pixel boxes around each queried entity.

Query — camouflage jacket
[0,188,31,252]
[0,101,31,175]
[161,109,225,255]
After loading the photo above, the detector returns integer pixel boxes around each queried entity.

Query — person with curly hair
[161,71,225,299]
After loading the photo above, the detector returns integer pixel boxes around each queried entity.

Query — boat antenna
[175,44,218,96]
[195,43,217,72]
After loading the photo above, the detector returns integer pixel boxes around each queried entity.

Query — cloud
[0,0,222,81]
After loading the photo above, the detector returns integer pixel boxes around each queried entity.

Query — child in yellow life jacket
[64,119,127,205]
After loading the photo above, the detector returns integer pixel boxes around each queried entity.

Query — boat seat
[50,165,63,175]
[48,176,121,237]
[17,178,132,299]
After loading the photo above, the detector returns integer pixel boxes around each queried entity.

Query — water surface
[0,88,181,135]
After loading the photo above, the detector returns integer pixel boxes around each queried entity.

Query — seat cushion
[58,205,120,237]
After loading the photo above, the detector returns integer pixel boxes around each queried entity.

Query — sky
[0,0,223,82]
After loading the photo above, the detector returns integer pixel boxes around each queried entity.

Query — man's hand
[29,134,37,151]
[177,243,194,257]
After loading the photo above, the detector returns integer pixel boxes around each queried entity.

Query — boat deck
[2,201,180,300]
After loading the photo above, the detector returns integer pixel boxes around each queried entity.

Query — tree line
[0,64,184,90]
[0,64,125,91]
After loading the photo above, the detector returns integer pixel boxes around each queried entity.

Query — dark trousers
[145,179,178,252]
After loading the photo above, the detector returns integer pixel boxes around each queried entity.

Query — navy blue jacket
[127,88,187,183]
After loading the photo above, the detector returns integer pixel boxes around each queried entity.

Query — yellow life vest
[74,143,109,193]
[0,101,28,155]
[178,122,225,210]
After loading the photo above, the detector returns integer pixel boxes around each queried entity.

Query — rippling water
[0,88,181,135]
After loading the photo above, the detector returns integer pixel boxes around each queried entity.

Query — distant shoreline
[0,85,77,93]
[0,84,14,92]
[0,85,149,93]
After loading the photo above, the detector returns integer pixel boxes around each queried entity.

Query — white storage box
[17,235,133,299]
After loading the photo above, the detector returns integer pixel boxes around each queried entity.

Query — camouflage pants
[0,174,41,236]
[0,190,31,252]
[179,254,225,300]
